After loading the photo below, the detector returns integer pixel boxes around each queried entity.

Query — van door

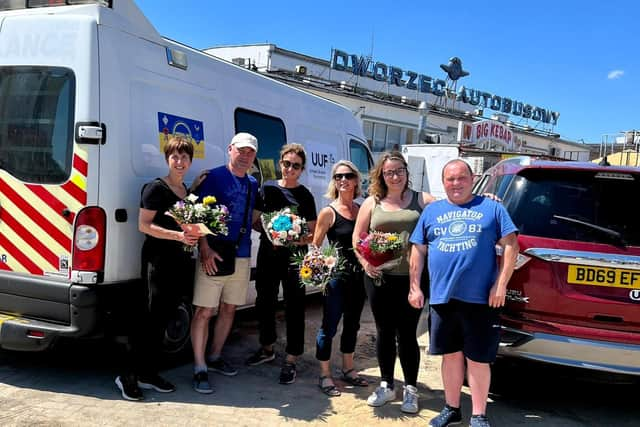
[0,13,100,350]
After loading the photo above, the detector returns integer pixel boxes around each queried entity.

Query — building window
[372,123,387,152]
[363,119,419,152]
[363,120,373,149]
[386,125,400,151]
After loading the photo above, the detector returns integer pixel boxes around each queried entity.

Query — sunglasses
[333,172,357,181]
[382,167,407,178]
[281,160,302,170]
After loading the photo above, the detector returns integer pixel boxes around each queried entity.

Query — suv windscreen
[504,169,640,246]
[0,67,75,184]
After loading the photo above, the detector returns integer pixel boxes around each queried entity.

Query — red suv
[474,156,640,376]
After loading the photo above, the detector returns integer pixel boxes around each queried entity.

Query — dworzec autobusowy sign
[330,49,559,126]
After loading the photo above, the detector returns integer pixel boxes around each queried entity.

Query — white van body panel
[0,1,371,351]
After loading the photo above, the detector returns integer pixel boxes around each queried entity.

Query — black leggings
[124,252,194,377]
[365,273,424,388]
[255,242,306,356]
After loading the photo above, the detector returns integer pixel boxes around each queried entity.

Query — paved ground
[0,295,638,426]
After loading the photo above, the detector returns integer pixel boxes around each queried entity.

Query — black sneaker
[246,348,276,366]
[207,358,238,376]
[429,404,462,427]
[115,375,144,401]
[138,374,175,393]
[470,415,491,427]
[279,362,296,385]
[192,371,214,394]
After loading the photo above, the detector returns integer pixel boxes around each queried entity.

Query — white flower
[278,231,288,240]
[186,193,199,203]
[324,256,336,269]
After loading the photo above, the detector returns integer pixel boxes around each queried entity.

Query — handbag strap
[235,179,252,248]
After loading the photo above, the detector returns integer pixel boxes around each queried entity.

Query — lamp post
[418,101,429,143]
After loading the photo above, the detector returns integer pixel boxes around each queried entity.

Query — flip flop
[318,376,341,397]
[341,369,369,387]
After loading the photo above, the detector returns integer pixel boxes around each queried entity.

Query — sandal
[318,376,341,397]
[341,369,369,387]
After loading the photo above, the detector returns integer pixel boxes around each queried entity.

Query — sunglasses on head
[281,160,302,170]
[333,172,357,181]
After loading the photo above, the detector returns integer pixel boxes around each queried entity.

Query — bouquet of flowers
[166,194,230,251]
[261,207,309,248]
[356,231,405,284]
[292,244,344,293]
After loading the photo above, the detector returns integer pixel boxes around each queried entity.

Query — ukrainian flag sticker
[158,112,205,159]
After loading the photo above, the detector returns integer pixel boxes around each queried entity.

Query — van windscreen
[0,66,75,184]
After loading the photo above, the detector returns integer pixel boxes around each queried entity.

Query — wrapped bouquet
[166,194,230,251]
[356,231,405,283]
[261,207,309,248]
[292,243,343,294]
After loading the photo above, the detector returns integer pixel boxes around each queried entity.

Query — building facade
[206,44,591,162]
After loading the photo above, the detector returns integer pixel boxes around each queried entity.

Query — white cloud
[607,70,624,80]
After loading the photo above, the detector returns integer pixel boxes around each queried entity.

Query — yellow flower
[203,196,217,206]
[299,266,313,280]
[387,235,398,242]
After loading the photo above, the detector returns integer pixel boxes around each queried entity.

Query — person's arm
[351,196,381,278]
[251,209,263,231]
[189,169,209,193]
[301,187,317,244]
[198,237,223,275]
[311,207,334,247]
[488,232,519,307]
[138,208,198,245]
[408,243,427,309]
[419,191,437,209]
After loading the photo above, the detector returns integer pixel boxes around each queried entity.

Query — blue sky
[135,0,638,145]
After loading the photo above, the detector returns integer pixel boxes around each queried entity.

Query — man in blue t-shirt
[189,132,263,394]
[409,159,518,427]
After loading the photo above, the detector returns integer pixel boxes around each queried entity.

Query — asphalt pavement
[0,295,638,426]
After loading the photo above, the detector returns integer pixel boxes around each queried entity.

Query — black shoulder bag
[210,182,252,277]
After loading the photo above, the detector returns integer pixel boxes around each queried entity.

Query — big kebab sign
[458,119,514,150]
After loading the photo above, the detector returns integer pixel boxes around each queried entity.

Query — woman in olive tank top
[312,160,368,397]
[353,151,435,413]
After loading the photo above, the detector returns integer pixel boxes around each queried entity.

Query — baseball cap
[230,132,258,151]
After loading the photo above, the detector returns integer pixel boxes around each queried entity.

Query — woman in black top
[115,137,200,401]
[313,160,368,397]
[247,143,317,385]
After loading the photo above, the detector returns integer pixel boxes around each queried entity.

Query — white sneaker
[367,381,396,407]
[400,384,419,413]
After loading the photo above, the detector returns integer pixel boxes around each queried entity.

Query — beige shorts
[193,257,250,308]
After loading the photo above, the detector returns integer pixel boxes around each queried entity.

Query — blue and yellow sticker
[158,112,205,159]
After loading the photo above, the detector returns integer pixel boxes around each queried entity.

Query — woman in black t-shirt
[247,143,317,385]
[115,137,200,401]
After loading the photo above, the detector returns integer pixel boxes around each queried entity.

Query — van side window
[235,108,286,186]
[0,67,75,184]
[349,139,373,195]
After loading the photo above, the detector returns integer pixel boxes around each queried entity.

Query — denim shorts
[429,299,501,363]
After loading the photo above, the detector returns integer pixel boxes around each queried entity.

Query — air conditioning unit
[295,65,307,75]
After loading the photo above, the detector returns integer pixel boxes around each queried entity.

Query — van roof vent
[0,0,111,10]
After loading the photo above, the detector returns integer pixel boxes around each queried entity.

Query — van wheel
[162,301,193,354]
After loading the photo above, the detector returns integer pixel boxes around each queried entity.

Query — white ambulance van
[0,0,372,352]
